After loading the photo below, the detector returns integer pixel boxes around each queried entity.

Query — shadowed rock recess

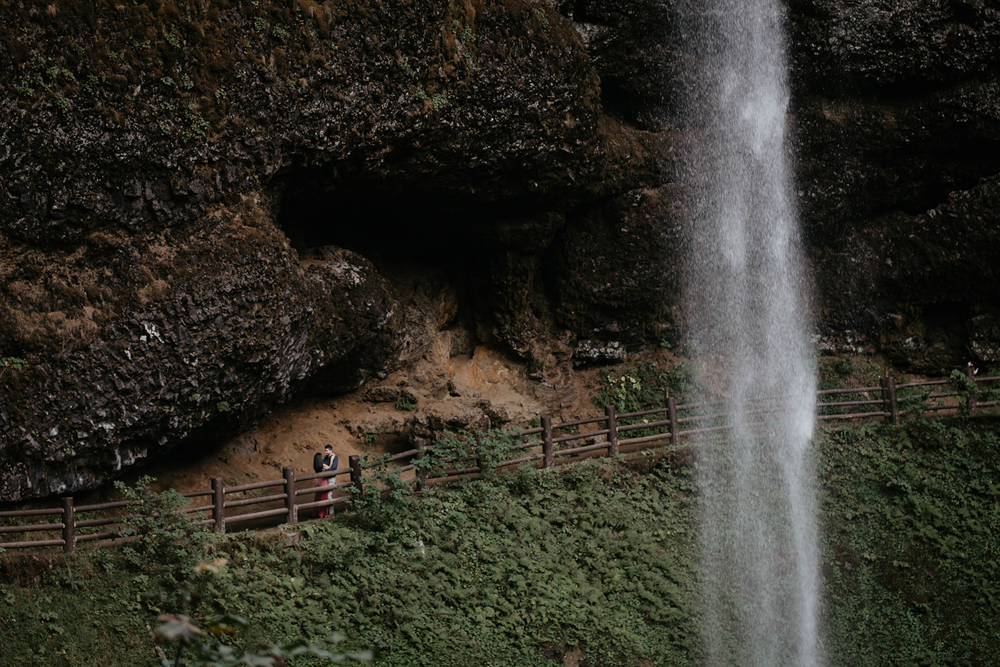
[3,0,1000,500]
[0,0,672,500]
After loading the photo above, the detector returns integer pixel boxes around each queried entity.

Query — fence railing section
[3,368,998,553]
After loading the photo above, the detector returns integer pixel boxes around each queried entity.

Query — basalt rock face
[789,0,1000,369]
[567,0,1000,371]
[6,0,1000,500]
[556,0,677,130]
[0,0,672,500]
[1,0,606,245]
[0,198,410,500]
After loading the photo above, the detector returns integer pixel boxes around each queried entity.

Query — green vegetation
[453,22,474,44]
[1,457,699,666]
[816,354,1000,420]
[153,562,371,667]
[817,354,884,391]
[816,355,889,417]
[393,397,417,411]
[112,476,210,581]
[414,428,530,476]
[532,7,549,30]
[3,417,999,665]
[325,458,698,666]
[819,417,1000,665]
[590,359,699,438]
[0,357,28,370]
[591,359,698,413]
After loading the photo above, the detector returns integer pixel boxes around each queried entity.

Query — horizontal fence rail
[3,367,998,553]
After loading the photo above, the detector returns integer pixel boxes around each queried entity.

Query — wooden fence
[2,367,997,553]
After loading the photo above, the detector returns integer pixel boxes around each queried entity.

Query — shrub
[592,360,697,413]
[414,428,527,478]
[113,476,208,577]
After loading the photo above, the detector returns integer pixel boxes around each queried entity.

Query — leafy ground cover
[0,454,700,666]
[2,415,999,666]
[819,416,1000,666]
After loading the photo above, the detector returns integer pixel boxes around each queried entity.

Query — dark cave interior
[274,169,565,349]
[275,170,541,276]
[280,182,467,264]
[276,172,490,324]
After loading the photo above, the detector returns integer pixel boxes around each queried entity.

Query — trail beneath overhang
[137,332,607,496]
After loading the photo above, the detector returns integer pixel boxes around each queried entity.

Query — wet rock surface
[789,0,1000,367]
[4,0,1000,499]
[0,198,412,499]
[557,0,678,129]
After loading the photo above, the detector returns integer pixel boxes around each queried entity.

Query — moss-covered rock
[0,0,672,499]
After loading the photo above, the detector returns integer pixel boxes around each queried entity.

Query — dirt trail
[139,338,608,496]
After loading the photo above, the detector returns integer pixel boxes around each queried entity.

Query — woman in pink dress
[312,452,331,518]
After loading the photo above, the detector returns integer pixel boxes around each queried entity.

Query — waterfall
[677,0,822,664]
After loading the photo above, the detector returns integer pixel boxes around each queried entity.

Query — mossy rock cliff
[0,0,673,500]
[4,0,1000,500]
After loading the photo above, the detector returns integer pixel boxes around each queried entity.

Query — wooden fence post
[62,497,75,553]
[283,466,297,525]
[350,455,363,495]
[541,416,553,468]
[415,438,428,491]
[966,363,978,416]
[881,375,899,425]
[605,405,619,456]
[212,477,226,534]
[668,397,679,447]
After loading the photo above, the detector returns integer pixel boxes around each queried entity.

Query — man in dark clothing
[323,444,338,473]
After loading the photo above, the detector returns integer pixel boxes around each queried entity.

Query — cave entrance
[277,171,489,276]
[275,169,520,347]
[274,166,570,366]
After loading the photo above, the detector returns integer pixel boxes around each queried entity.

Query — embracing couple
[312,444,339,518]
